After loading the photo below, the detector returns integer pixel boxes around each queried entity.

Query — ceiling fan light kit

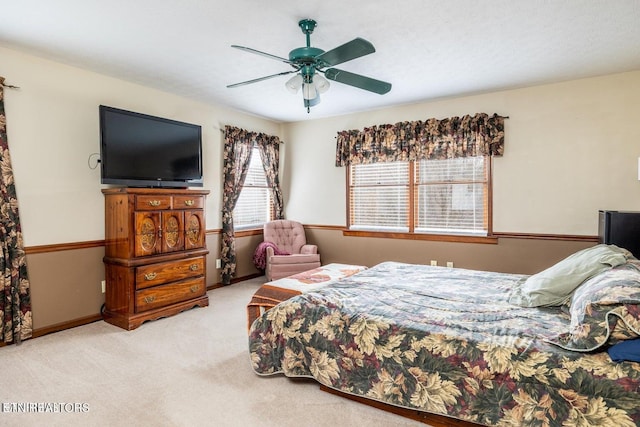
[228,18,392,113]
[285,74,303,94]
[313,74,330,94]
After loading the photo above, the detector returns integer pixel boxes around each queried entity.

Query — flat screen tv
[99,105,203,188]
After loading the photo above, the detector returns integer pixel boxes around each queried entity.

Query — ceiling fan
[227,19,392,113]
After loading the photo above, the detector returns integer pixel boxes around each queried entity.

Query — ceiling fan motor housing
[289,47,325,63]
[291,18,326,66]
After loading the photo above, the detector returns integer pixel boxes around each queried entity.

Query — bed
[248,246,640,426]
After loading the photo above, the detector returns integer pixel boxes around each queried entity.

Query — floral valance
[223,126,282,149]
[335,113,505,166]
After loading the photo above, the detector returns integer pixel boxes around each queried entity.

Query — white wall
[283,71,640,235]
[1,45,281,246]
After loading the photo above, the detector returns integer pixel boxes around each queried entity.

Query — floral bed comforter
[248,261,640,426]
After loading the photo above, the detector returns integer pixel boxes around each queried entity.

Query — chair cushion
[269,253,320,264]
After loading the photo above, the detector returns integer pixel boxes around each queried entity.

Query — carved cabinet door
[161,211,185,253]
[134,212,162,257]
[184,210,205,250]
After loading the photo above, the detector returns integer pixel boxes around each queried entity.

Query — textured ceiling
[1,0,639,123]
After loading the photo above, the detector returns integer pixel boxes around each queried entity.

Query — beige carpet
[0,277,423,426]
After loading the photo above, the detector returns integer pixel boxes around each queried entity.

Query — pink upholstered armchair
[263,220,321,281]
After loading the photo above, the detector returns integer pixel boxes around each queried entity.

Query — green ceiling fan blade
[324,68,392,94]
[316,38,375,67]
[227,70,298,88]
[231,45,296,65]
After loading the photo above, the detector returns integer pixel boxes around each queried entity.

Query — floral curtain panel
[0,77,32,344]
[255,134,284,220]
[335,113,505,166]
[221,126,283,285]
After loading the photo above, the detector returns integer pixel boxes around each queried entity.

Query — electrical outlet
[216,259,221,269]
[101,280,106,293]
[430,260,437,266]
[446,261,454,268]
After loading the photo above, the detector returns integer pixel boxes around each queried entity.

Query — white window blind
[415,156,487,235]
[349,161,409,232]
[234,147,272,230]
[348,156,488,235]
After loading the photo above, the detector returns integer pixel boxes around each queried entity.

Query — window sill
[342,229,498,244]
[234,228,264,237]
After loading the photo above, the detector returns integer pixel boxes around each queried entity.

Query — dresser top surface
[102,187,209,196]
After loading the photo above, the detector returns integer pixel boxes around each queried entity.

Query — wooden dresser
[102,187,209,330]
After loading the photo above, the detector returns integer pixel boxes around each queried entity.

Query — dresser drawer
[136,256,205,290]
[136,277,206,312]
[135,195,172,211]
[173,195,204,209]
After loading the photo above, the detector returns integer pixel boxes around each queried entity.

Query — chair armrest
[300,244,318,255]
[266,246,275,258]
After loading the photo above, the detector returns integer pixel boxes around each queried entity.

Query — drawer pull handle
[190,285,200,293]
[144,296,156,303]
[184,200,194,206]
[144,272,157,281]
[148,200,161,207]
[189,264,199,271]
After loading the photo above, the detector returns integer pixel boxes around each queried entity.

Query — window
[348,156,489,236]
[234,147,273,230]
[349,161,410,232]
